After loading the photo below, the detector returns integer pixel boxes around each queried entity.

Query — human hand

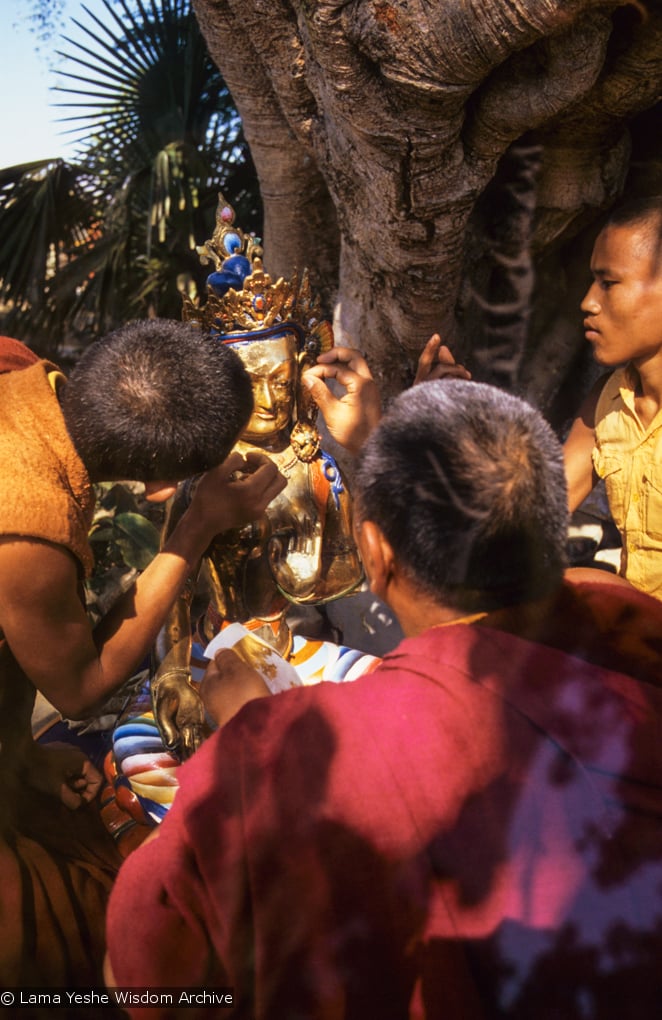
[151,668,207,759]
[59,753,104,809]
[189,451,287,541]
[414,334,471,385]
[201,648,270,728]
[23,743,103,809]
[302,347,382,455]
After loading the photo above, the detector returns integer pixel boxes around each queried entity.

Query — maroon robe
[106,581,662,1019]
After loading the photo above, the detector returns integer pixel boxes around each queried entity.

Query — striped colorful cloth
[106,636,381,829]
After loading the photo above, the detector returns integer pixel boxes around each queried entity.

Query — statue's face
[235,333,297,442]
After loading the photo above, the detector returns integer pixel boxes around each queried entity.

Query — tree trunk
[192,0,662,424]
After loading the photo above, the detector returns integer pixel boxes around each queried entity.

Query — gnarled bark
[193,0,662,418]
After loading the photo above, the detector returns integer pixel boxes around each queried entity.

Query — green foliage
[88,482,161,570]
[85,481,163,622]
[0,0,260,356]
[0,160,94,357]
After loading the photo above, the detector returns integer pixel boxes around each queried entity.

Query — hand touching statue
[151,450,287,758]
[303,346,382,454]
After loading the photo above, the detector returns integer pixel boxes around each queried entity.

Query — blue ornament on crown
[182,197,333,360]
[181,194,335,463]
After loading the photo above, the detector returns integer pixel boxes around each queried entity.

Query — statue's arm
[313,456,364,603]
[151,485,207,759]
[269,456,364,605]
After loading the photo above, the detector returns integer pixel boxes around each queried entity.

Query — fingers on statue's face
[236,335,298,441]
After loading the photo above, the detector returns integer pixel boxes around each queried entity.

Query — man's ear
[355,519,396,602]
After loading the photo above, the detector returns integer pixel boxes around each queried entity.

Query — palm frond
[0,0,259,356]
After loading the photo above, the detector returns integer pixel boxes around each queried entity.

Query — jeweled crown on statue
[182,197,335,461]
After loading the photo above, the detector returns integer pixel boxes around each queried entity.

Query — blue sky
[1,0,108,167]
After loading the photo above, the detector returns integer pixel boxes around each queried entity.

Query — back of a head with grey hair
[354,380,568,613]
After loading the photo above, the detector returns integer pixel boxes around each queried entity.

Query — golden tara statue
[149,198,364,759]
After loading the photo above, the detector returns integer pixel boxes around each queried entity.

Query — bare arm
[563,375,608,512]
[0,452,286,720]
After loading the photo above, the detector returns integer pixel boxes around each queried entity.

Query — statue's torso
[205,441,362,629]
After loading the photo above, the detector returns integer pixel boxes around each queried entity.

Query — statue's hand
[269,519,323,599]
[302,347,382,455]
[151,669,206,760]
[414,333,471,385]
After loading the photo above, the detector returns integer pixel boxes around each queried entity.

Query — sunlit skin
[234,334,297,447]
[581,222,662,373]
[565,217,662,511]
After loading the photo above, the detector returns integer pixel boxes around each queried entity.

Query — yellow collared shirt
[593,365,662,600]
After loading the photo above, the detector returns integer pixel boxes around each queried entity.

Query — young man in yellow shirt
[411,197,662,601]
[563,196,662,600]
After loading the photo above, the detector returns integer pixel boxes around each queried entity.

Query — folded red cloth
[0,335,40,373]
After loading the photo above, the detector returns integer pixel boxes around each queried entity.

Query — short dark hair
[62,319,253,482]
[355,380,568,613]
[607,194,662,231]
[606,196,662,270]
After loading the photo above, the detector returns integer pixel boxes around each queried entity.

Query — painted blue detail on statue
[207,254,251,297]
[222,231,242,255]
[321,450,344,509]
